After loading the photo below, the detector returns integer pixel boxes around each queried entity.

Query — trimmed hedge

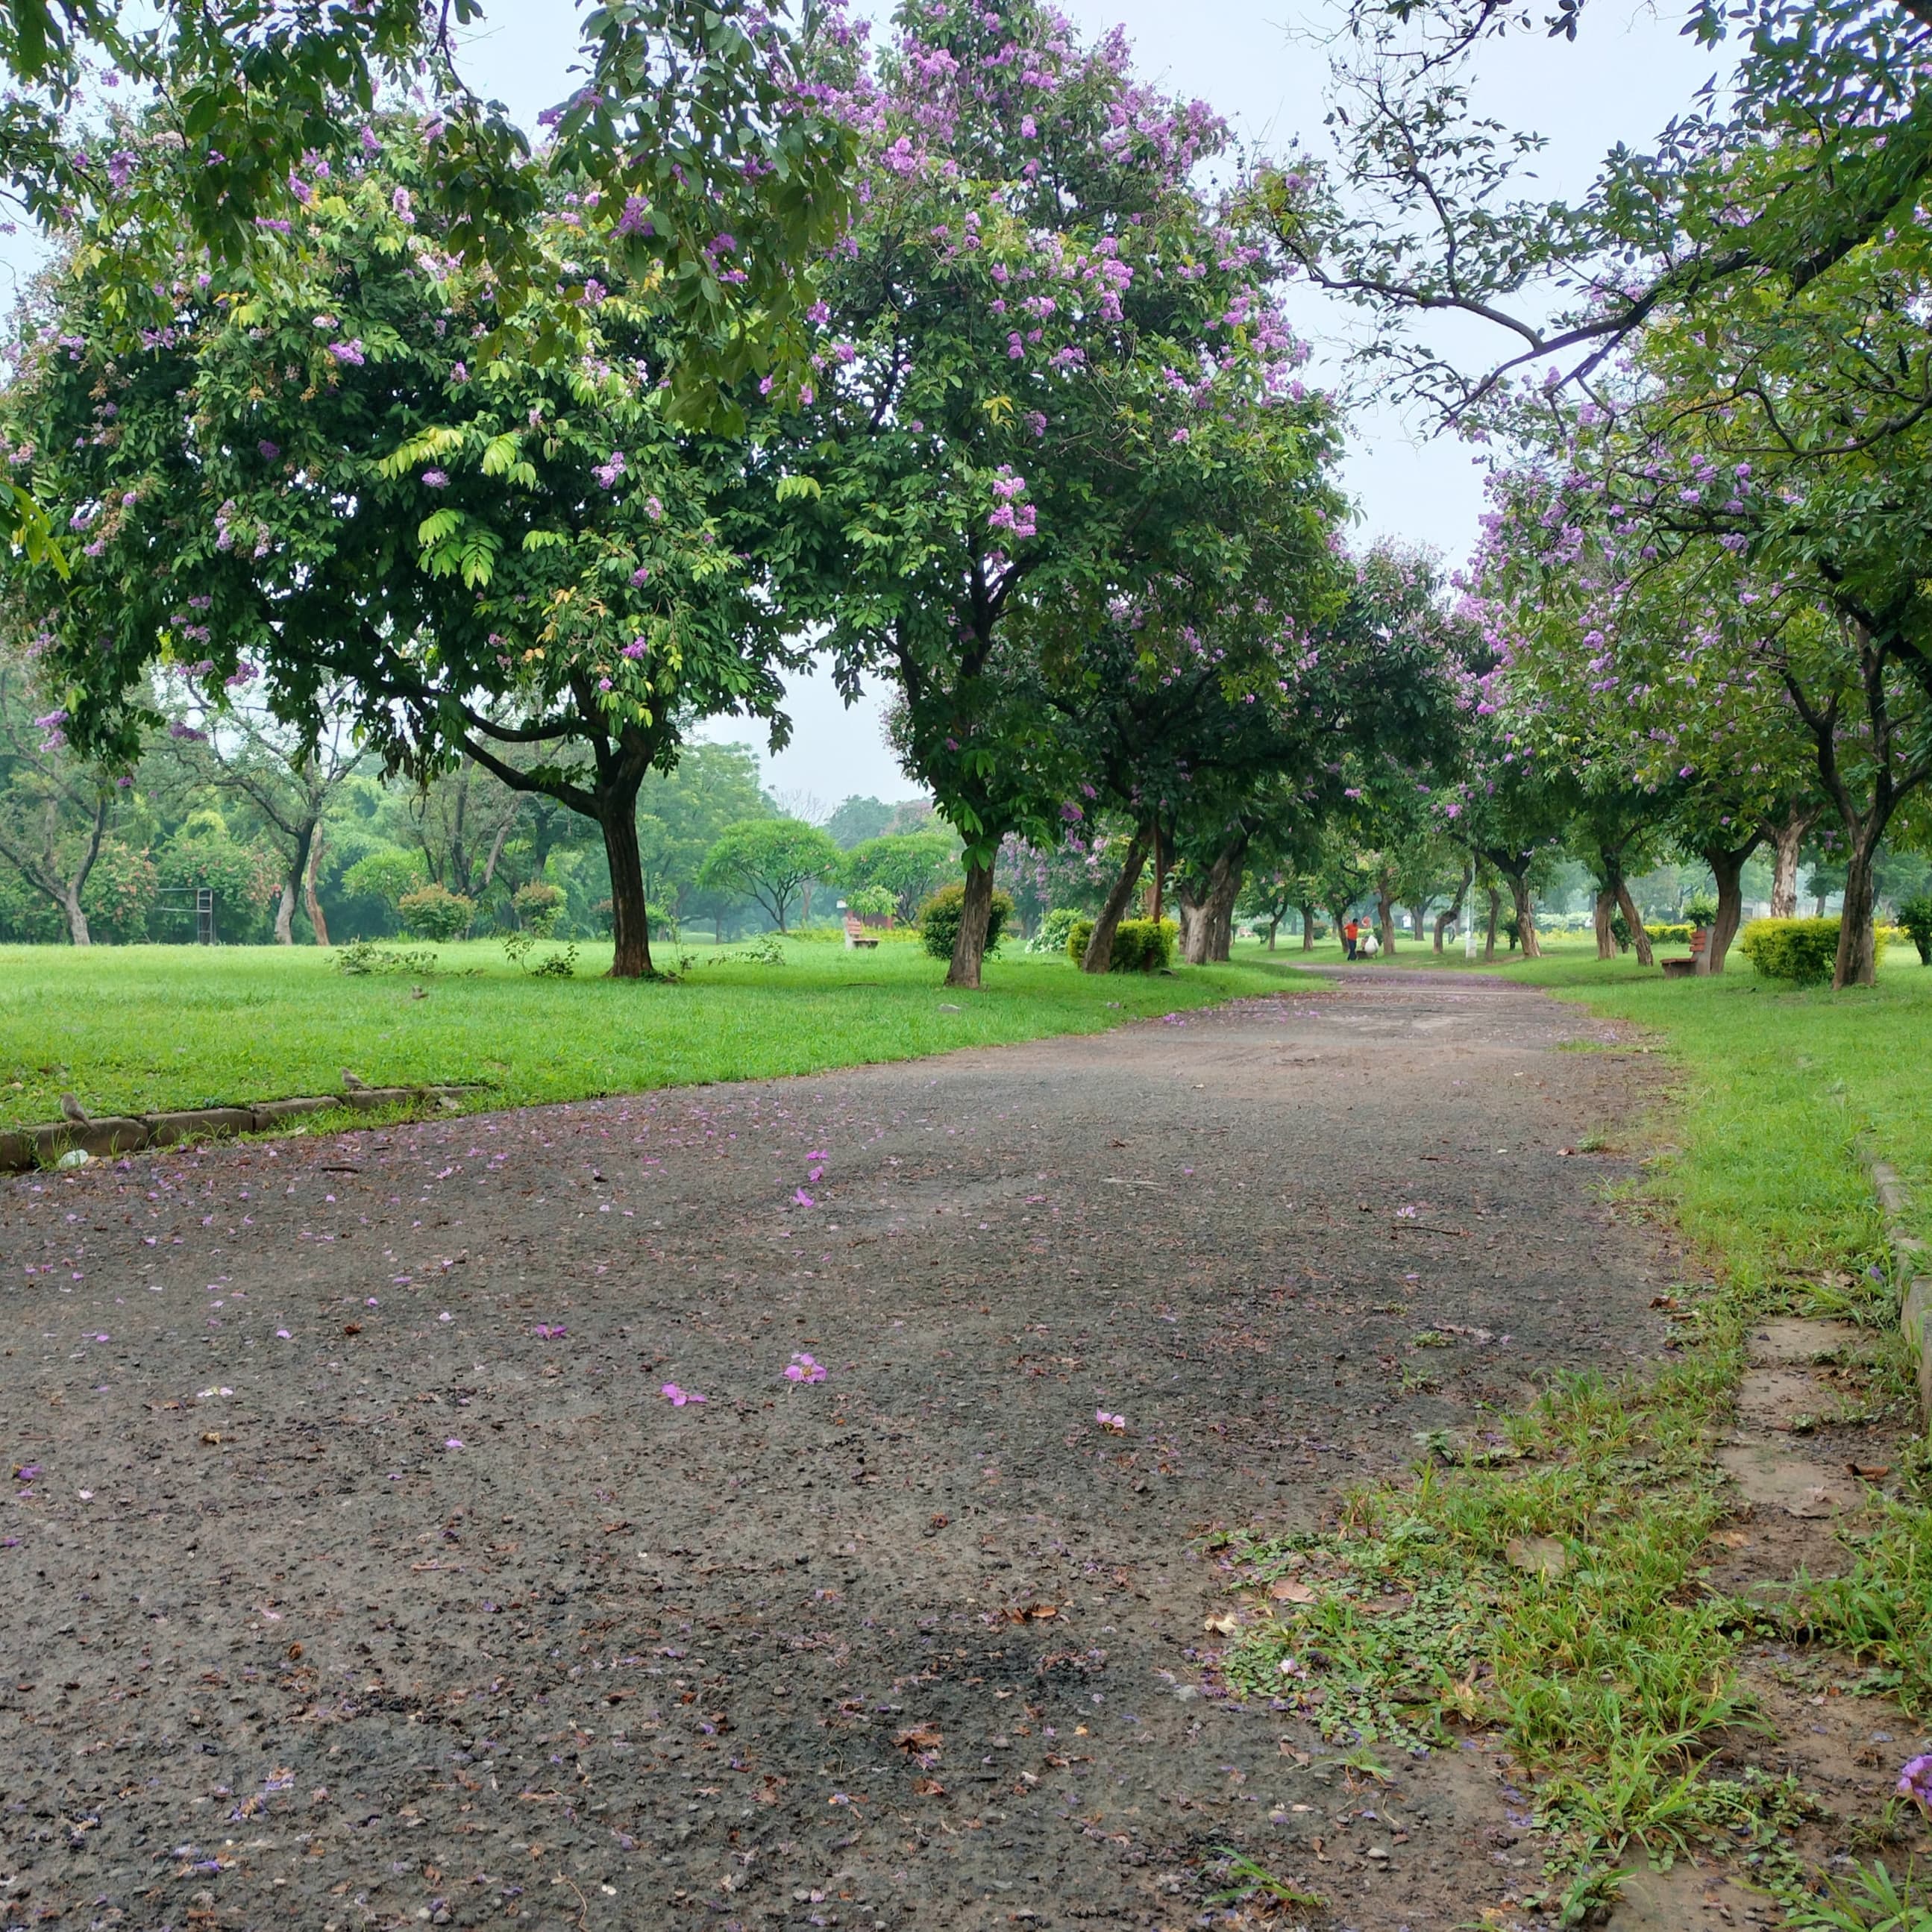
[1738,916,1886,985]
[918,882,1014,961]
[1066,915,1178,970]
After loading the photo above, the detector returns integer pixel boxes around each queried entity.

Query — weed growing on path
[1217,1331,1807,1889]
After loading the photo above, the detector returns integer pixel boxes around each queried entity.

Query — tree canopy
[2,125,808,975]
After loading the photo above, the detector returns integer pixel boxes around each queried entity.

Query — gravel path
[0,973,1679,1931]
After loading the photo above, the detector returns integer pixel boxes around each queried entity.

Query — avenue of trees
[1,0,1930,988]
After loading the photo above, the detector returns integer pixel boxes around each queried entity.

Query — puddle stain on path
[2,976,1685,1929]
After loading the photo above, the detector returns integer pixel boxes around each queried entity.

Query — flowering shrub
[918,882,1012,961]
[396,882,474,942]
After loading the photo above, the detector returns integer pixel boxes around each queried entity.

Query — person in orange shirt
[1342,916,1359,961]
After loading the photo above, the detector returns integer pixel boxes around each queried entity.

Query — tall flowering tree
[762,0,1345,988]
[0,0,854,565]
[1476,463,1826,968]
[1468,199,1932,988]
[1,126,800,978]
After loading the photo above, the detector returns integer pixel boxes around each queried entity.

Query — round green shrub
[1738,916,1886,984]
[397,882,474,942]
[342,848,428,910]
[1112,916,1178,970]
[513,879,565,936]
[918,882,1012,960]
[1064,915,1176,970]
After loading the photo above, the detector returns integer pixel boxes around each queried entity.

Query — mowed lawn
[1264,927,1932,1268]
[0,935,1311,1132]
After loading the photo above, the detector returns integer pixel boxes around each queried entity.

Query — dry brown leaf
[912,1777,946,1797]
[1505,1534,1567,1578]
[1848,1462,1892,1481]
[1202,1611,1241,1637]
[1267,1578,1317,1604]
[894,1723,943,1753]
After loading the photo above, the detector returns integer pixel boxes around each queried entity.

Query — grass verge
[0,935,1312,1132]
[1211,938,1932,1924]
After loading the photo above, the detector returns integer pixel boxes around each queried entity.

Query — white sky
[11,0,1728,808]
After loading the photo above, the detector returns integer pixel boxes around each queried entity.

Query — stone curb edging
[1865,1146,1931,1428]
[0,1085,482,1176]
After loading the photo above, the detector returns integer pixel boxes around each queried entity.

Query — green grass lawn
[0,934,1311,1132]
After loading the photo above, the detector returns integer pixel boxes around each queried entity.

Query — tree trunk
[1148,822,1164,926]
[1593,885,1616,961]
[1613,879,1653,967]
[947,859,997,990]
[1707,856,1742,975]
[1764,804,1816,919]
[601,803,656,979]
[1299,903,1317,952]
[1207,836,1247,962]
[1178,834,1247,965]
[1835,832,1883,988]
[1484,885,1501,961]
[274,820,317,946]
[1505,872,1542,957]
[305,827,331,946]
[1407,903,1428,947]
[1082,824,1152,974]
[1265,915,1280,951]
[1433,864,1470,952]
[1376,882,1396,954]
[1176,882,1209,965]
[1701,838,1760,975]
[60,883,91,946]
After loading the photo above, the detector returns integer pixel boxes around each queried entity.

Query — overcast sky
[18,0,1728,809]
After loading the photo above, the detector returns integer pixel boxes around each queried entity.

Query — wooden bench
[844,916,879,950]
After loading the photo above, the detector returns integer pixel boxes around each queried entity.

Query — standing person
[1343,916,1359,961]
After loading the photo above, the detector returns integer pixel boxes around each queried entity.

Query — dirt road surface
[1,973,1678,1931]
